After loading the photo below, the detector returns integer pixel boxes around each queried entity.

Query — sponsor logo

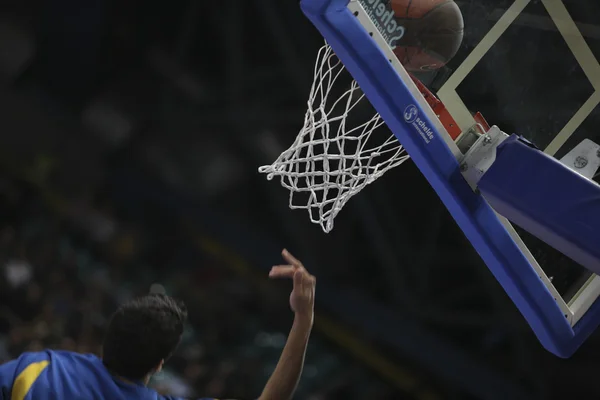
[403,105,418,123]
[358,0,406,48]
[403,105,434,144]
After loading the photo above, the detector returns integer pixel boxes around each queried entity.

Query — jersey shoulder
[2,350,222,400]
[0,350,52,379]
[0,351,53,400]
[1,350,117,399]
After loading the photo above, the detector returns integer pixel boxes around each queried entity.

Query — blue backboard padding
[479,135,600,273]
[299,0,600,357]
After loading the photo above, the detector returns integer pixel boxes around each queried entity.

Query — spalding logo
[359,0,406,48]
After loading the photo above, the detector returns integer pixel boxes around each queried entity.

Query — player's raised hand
[269,249,316,320]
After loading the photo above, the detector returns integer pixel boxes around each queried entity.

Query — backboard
[297,0,600,357]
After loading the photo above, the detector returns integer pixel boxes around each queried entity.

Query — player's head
[101,294,188,382]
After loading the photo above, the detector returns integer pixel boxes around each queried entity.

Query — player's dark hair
[102,294,188,380]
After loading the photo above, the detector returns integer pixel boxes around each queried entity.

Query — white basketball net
[259,43,410,232]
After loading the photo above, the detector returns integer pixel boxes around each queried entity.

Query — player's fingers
[305,275,316,293]
[269,265,297,278]
[282,249,303,269]
[293,269,304,289]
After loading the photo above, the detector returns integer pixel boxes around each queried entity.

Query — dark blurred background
[1,0,600,399]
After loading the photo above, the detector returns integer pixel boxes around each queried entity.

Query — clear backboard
[434,0,600,355]
[436,0,600,333]
[260,0,600,357]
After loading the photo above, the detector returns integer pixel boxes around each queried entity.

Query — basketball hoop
[258,42,410,233]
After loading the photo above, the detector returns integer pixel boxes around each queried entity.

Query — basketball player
[0,249,316,400]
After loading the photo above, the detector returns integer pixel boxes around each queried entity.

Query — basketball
[390,0,464,71]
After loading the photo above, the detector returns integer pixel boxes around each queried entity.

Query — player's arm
[258,249,316,400]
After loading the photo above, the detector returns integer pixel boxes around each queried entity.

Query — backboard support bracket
[559,139,600,180]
